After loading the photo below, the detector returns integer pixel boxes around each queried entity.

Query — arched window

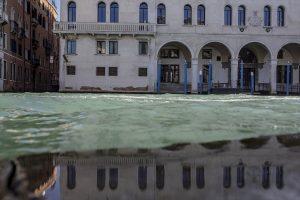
[97,168,105,190]
[98,2,106,23]
[157,4,166,24]
[67,165,76,190]
[184,4,192,25]
[138,166,147,190]
[110,2,119,23]
[156,165,165,190]
[264,6,271,26]
[109,168,118,190]
[68,1,76,22]
[197,5,205,25]
[224,5,232,26]
[238,5,246,26]
[182,166,191,189]
[277,6,285,27]
[139,3,148,23]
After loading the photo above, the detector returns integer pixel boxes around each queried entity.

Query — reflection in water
[1,133,300,200]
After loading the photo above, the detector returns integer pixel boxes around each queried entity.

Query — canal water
[0,93,300,159]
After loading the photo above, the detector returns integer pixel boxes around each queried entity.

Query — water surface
[0,93,300,158]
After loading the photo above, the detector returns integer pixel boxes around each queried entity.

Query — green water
[0,93,300,158]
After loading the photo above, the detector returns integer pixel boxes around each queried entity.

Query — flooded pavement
[1,133,300,200]
[1,93,300,158]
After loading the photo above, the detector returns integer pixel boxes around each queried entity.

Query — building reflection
[7,133,300,200]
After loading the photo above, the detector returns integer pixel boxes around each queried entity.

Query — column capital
[270,59,278,66]
[230,58,239,64]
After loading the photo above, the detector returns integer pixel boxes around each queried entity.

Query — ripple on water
[0,93,300,159]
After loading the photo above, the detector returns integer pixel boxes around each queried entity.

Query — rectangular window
[0,59,2,79]
[3,33,7,49]
[66,66,76,75]
[11,39,17,53]
[109,41,118,54]
[139,42,148,55]
[96,41,106,54]
[18,44,22,56]
[109,67,118,76]
[138,68,147,77]
[3,61,6,79]
[10,63,13,80]
[67,40,76,54]
[96,67,105,76]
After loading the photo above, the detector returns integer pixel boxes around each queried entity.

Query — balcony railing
[53,22,156,35]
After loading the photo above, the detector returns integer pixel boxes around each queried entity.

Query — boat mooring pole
[250,72,254,95]
[286,63,291,96]
[157,63,161,94]
[240,60,244,92]
[208,61,212,94]
[198,70,203,94]
[184,61,188,94]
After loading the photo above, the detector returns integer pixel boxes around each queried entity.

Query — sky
[54,0,60,19]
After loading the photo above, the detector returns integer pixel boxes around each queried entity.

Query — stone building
[0,0,59,92]
[55,0,300,94]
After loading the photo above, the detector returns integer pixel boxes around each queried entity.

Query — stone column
[191,58,199,93]
[270,59,278,94]
[231,59,239,89]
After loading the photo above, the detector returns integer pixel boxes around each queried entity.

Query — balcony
[0,10,8,25]
[53,22,156,35]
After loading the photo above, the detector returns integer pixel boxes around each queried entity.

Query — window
[66,66,76,75]
[264,6,271,26]
[109,41,118,54]
[67,165,76,190]
[139,41,148,55]
[138,68,147,77]
[224,5,232,26]
[277,6,285,27]
[184,5,192,25]
[3,61,6,79]
[67,40,76,54]
[182,166,191,190]
[0,59,2,79]
[238,6,246,26]
[156,165,165,190]
[196,166,205,189]
[109,168,118,190]
[96,41,106,54]
[97,168,105,191]
[68,2,76,22]
[96,67,105,76]
[159,49,179,59]
[197,5,205,25]
[157,4,166,24]
[98,2,106,23]
[11,39,17,53]
[110,3,119,23]
[139,3,148,23]
[18,44,22,56]
[3,33,7,49]
[138,166,147,190]
[109,67,118,76]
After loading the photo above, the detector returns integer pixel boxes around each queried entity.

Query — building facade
[0,0,59,92]
[55,0,300,94]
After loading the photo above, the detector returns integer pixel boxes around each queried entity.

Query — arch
[68,1,76,22]
[277,6,285,27]
[237,41,274,60]
[275,42,300,58]
[196,41,235,60]
[184,4,192,25]
[264,6,271,26]
[156,40,194,60]
[98,1,106,23]
[238,5,246,26]
[139,2,148,23]
[157,3,166,24]
[224,5,232,26]
[197,5,205,25]
[110,2,119,23]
